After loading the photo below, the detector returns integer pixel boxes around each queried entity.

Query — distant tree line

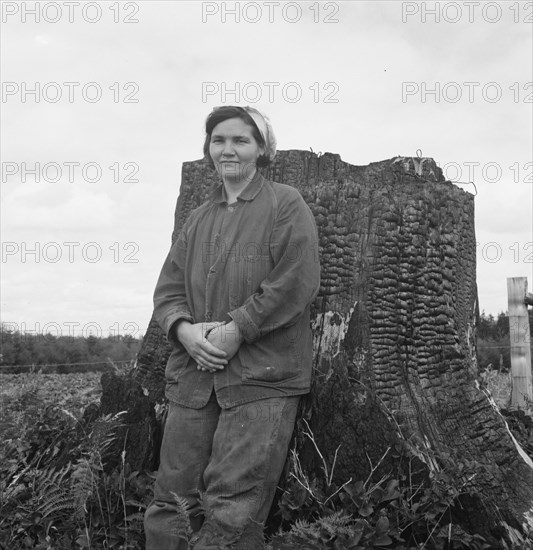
[477,310,533,372]
[0,324,142,373]
[1,312,531,374]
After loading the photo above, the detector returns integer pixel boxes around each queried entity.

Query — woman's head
[203,106,276,169]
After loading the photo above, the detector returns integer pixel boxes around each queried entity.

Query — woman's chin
[219,168,246,182]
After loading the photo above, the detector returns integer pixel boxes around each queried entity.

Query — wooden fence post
[507,277,533,410]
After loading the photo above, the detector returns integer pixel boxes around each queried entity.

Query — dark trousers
[144,391,300,549]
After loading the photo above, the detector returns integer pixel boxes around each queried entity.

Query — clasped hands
[175,320,243,373]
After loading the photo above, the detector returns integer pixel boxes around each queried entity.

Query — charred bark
[116,151,532,544]
[98,371,161,472]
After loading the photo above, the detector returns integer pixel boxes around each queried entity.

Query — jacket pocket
[239,324,303,385]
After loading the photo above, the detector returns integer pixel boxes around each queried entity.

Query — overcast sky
[1,1,532,339]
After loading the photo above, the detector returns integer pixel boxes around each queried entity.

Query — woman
[144,106,320,549]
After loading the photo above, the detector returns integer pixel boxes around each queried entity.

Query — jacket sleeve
[228,190,320,343]
[153,228,194,346]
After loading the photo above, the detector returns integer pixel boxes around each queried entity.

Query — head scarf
[242,106,277,162]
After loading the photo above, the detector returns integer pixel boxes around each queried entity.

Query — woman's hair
[203,106,272,168]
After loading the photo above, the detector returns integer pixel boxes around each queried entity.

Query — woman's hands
[175,320,228,372]
[206,321,243,363]
[175,320,244,374]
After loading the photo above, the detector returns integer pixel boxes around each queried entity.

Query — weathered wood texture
[98,371,161,472]
[128,150,533,542]
[507,277,533,410]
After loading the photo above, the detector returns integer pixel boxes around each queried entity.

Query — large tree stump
[126,151,533,544]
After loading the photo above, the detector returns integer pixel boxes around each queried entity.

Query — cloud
[2,183,115,232]
[1,1,530,326]
[34,35,50,45]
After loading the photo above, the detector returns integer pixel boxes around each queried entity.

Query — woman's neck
[222,168,257,204]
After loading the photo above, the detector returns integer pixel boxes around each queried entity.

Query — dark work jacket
[153,171,321,408]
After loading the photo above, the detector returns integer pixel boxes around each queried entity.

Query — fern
[269,529,324,550]
[87,411,126,462]
[278,518,325,547]
[291,517,313,536]
[39,491,75,518]
[0,374,153,550]
[170,491,192,539]
[34,463,71,488]
[25,465,75,521]
[0,463,78,535]
[72,458,98,520]
[124,511,145,523]
[318,511,352,527]
[315,511,353,538]
[270,514,363,550]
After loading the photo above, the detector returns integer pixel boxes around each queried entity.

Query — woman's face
[209,117,264,183]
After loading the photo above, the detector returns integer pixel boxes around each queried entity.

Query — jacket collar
[210,170,265,204]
